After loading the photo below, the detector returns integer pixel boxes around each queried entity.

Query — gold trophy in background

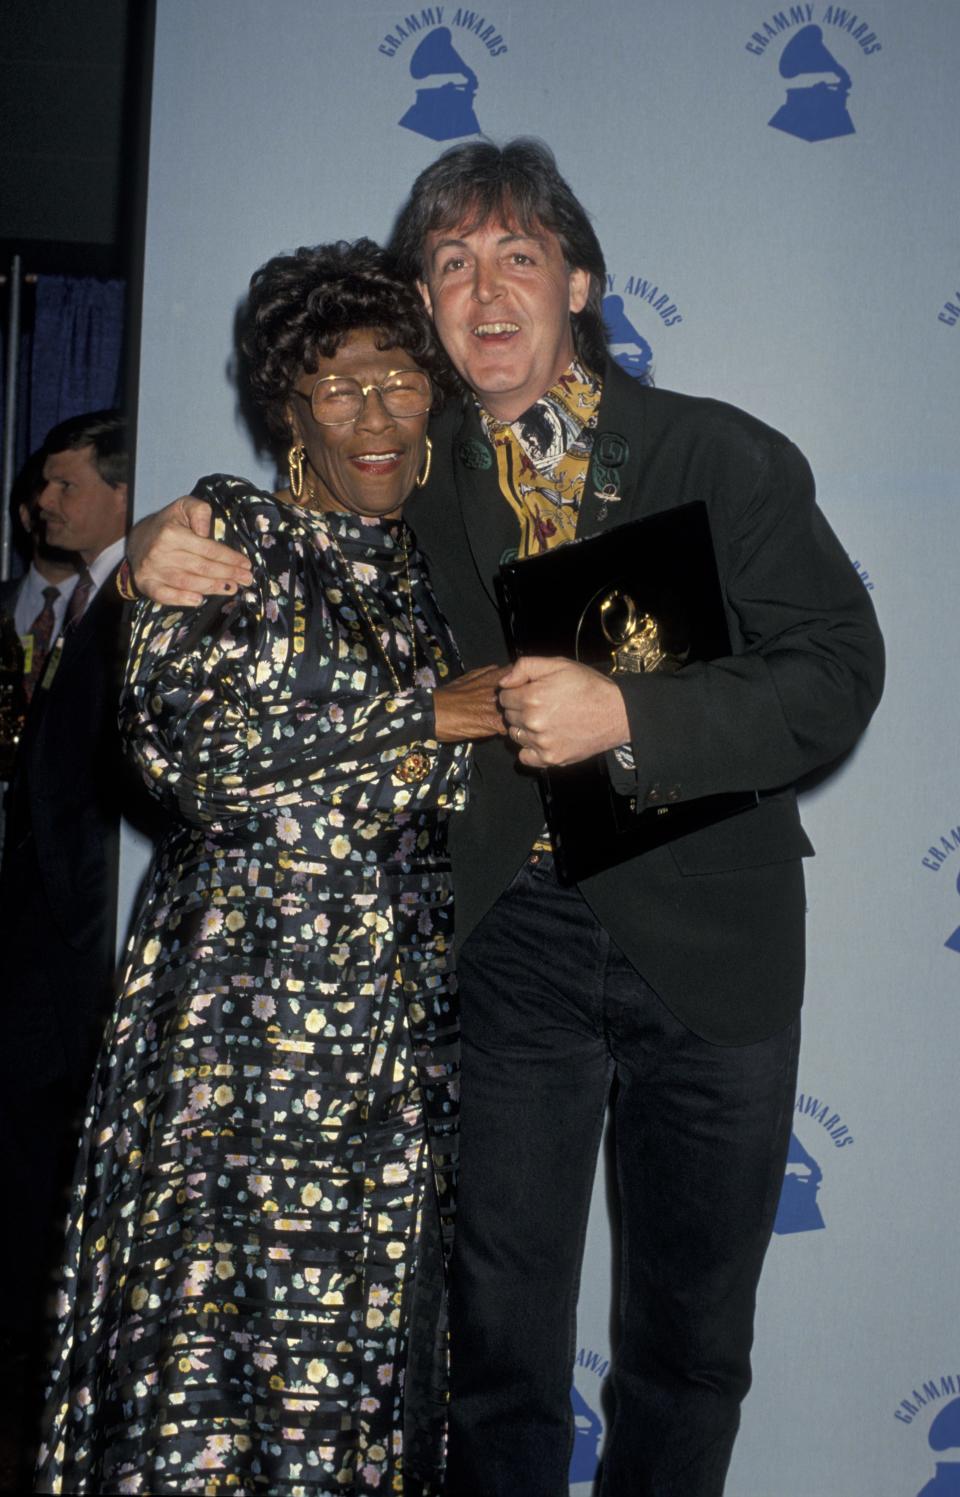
[0,613,26,780]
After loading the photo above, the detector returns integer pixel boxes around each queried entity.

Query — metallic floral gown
[36,477,469,1496]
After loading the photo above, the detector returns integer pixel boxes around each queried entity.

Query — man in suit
[0,411,128,1363]
[126,142,883,1497]
[0,451,81,701]
[0,454,80,805]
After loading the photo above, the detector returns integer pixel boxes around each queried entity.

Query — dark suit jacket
[0,575,24,614]
[0,574,27,783]
[0,567,130,1085]
[409,362,884,1044]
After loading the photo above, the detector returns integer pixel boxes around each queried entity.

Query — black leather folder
[499,501,758,883]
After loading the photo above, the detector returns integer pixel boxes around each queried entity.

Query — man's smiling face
[419,217,589,422]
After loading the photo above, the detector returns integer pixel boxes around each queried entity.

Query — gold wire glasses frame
[294,371,433,426]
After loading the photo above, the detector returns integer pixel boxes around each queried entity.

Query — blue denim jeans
[446,852,799,1497]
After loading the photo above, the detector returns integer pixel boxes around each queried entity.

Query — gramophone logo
[950,873,960,956]
[377,11,508,143]
[920,823,960,954]
[770,24,855,141]
[603,296,654,381]
[745,8,882,143]
[570,1345,608,1487]
[602,274,684,385]
[895,1379,960,1495]
[773,1088,854,1236]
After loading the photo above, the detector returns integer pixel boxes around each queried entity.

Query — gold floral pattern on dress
[36,477,468,1496]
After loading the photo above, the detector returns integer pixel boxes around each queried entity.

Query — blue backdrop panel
[128,4,960,1492]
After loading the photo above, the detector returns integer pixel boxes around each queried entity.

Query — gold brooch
[395,750,432,784]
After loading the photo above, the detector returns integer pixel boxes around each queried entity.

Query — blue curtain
[0,321,36,581]
[28,276,126,451]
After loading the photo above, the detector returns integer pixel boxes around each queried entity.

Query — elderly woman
[36,241,503,1497]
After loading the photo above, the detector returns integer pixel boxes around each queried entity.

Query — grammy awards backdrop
[125,3,960,1492]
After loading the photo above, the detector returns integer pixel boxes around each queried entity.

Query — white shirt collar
[86,536,127,593]
[12,562,79,638]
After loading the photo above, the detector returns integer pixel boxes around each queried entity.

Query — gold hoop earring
[288,443,305,499]
[415,436,433,490]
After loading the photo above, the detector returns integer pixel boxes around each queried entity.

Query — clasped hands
[497,657,630,767]
[129,496,630,765]
[435,656,629,763]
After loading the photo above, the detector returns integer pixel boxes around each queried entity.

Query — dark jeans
[446,853,799,1497]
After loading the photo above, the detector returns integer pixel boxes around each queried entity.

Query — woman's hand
[129,497,253,606]
[434,665,509,742]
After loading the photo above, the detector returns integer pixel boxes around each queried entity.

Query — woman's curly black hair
[241,238,456,443]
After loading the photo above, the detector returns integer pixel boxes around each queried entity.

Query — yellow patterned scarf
[480,361,602,558]
[481,362,603,855]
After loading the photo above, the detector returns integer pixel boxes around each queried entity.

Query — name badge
[39,635,64,690]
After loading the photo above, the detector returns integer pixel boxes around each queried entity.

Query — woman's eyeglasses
[296,371,432,426]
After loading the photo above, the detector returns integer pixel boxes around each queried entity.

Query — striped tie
[64,568,94,632]
[23,584,60,699]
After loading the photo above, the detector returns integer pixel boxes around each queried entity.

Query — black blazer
[6,569,130,955]
[409,363,884,1044]
[0,575,24,615]
[0,568,134,1089]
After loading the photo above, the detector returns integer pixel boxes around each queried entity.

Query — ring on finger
[514,725,524,744]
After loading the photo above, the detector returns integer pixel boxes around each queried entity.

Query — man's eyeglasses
[295,371,432,426]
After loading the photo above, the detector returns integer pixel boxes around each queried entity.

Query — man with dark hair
[126,141,883,1497]
[389,136,610,376]
[0,450,82,703]
[0,410,130,1390]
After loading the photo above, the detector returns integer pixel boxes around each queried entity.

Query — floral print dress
[35,477,469,1497]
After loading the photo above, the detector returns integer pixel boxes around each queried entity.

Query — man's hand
[129,497,253,606]
[498,657,630,768]
[434,665,509,742]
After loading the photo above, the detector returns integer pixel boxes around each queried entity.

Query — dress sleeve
[119,479,467,830]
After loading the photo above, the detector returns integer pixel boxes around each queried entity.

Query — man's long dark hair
[390,138,609,377]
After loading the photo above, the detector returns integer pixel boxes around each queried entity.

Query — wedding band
[514,725,524,744]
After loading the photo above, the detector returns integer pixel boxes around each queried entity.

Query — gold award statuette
[575,587,689,677]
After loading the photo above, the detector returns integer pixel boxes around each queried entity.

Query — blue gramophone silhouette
[768,25,855,142]
[569,1384,603,1484]
[946,869,960,953]
[917,1398,960,1495]
[602,295,653,381]
[398,27,480,142]
[773,1131,825,1235]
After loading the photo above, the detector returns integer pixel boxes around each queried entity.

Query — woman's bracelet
[116,557,141,603]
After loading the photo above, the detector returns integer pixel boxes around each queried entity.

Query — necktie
[64,568,94,632]
[23,584,60,700]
